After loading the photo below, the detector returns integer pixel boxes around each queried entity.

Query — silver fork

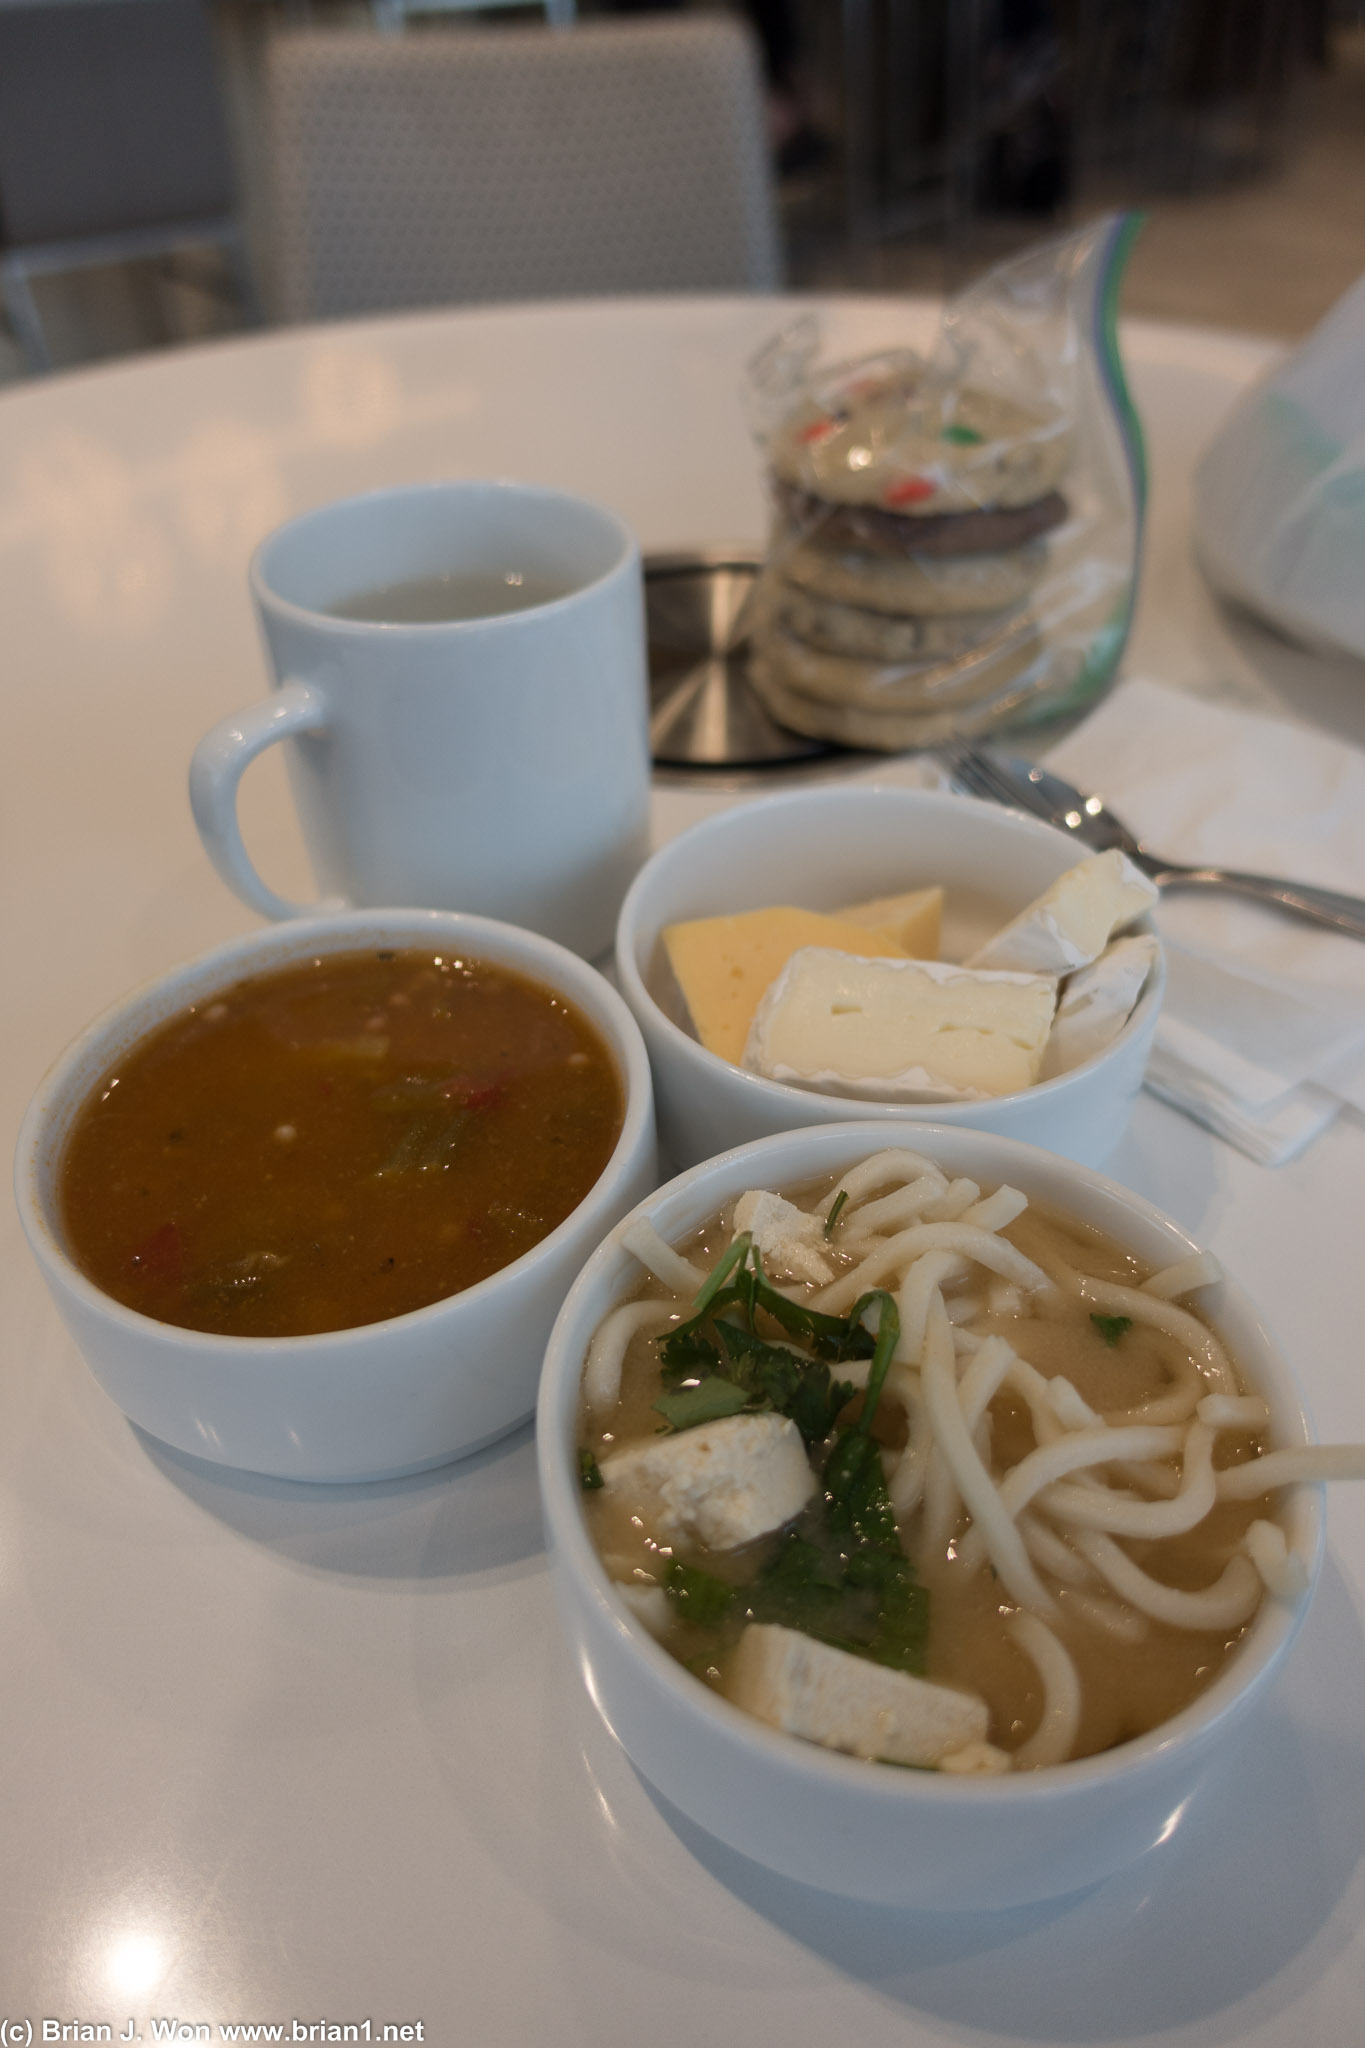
[942,744,1365,942]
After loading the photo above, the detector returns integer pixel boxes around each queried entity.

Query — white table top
[3,295,1364,2045]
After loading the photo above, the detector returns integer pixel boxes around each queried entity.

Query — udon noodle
[578,1148,1364,1772]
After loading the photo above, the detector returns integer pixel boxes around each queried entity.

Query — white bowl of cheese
[615,785,1163,1170]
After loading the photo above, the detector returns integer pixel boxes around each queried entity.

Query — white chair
[264,15,782,322]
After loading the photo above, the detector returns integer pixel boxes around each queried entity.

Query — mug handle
[189,682,335,921]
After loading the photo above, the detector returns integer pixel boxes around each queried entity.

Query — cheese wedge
[744,948,1057,1100]
[663,907,908,1065]
[835,885,943,958]
[1040,934,1158,1079]
[967,850,1158,975]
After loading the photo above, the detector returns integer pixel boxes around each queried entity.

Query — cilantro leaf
[646,1253,928,1677]
[824,1431,900,1550]
[655,1235,865,1439]
[844,1543,929,1674]
[664,1558,736,1628]
[661,1240,874,1371]
[652,1376,750,1430]
[1091,1312,1133,1348]
[690,1232,752,1315]
[749,1531,848,1631]
[786,1362,857,1448]
[657,1323,723,1386]
[714,1321,854,1446]
[820,1288,901,1542]
[747,1521,928,1675]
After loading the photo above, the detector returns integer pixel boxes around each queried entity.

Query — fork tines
[938,744,1032,811]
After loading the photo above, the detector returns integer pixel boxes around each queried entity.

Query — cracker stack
[749,364,1072,750]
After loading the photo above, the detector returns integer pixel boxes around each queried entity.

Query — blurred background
[1,0,1362,380]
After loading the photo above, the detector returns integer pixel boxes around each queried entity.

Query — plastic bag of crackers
[744,215,1146,751]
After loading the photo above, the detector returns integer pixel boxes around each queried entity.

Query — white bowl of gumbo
[18,909,656,1482]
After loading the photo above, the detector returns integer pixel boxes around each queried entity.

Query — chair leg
[0,258,53,373]
[221,224,264,328]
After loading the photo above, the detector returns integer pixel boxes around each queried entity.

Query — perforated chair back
[265,17,782,322]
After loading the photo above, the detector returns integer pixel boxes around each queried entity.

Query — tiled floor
[2,18,1363,382]
[1105,26,1365,336]
[784,26,1365,342]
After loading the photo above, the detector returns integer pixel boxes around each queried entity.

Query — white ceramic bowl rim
[18,907,654,1359]
[615,783,1165,1109]
[541,1119,1322,1803]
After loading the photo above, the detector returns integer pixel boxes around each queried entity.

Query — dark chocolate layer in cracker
[773,483,1069,559]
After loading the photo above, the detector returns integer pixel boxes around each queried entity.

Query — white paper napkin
[1044,677,1365,1164]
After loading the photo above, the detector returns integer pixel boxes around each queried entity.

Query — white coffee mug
[189,479,651,957]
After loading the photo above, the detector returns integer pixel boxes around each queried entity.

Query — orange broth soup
[59,947,624,1338]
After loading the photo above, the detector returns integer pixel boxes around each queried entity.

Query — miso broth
[578,1159,1284,1771]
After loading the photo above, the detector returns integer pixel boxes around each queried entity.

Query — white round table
[3,296,1364,2045]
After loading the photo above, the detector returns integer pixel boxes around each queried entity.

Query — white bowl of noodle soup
[537,1122,1327,1909]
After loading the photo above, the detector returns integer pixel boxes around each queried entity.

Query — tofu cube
[600,1413,816,1552]
[727,1624,990,1768]
[615,1582,673,1637]
[733,1188,835,1285]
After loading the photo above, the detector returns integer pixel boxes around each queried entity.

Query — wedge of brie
[1040,934,1158,1078]
[967,849,1158,975]
[743,948,1057,1101]
[663,905,908,1065]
